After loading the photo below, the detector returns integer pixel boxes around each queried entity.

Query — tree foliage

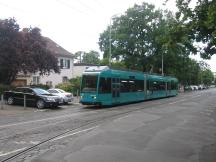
[74,50,100,64]
[100,2,168,71]
[175,0,216,58]
[200,69,214,85]
[99,3,192,78]
[56,76,81,95]
[99,2,214,85]
[0,18,60,84]
[82,50,100,64]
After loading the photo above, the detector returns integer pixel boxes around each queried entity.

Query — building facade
[14,37,74,87]
[32,37,74,87]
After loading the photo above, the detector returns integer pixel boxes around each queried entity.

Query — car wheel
[36,100,45,109]
[7,97,14,105]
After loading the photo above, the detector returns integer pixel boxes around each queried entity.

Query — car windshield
[81,75,98,92]
[33,88,50,95]
[58,89,66,93]
[48,89,59,93]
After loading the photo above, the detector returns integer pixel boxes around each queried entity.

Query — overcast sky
[1,0,216,71]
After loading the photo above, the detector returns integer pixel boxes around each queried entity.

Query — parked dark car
[4,87,63,109]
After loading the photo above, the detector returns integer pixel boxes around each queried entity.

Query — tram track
[0,93,188,139]
[0,91,205,162]
[0,92,202,142]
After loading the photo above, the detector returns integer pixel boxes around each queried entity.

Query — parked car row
[47,88,73,104]
[184,84,208,91]
[3,87,74,109]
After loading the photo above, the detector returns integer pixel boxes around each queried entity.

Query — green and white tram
[80,66,178,106]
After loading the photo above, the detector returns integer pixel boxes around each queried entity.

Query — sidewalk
[0,104,36,116]
[73,96,80,104]
[0,96,81,115]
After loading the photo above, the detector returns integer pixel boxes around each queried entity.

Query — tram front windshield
[81,75,98,93]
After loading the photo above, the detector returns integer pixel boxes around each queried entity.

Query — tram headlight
[91,95,96,99]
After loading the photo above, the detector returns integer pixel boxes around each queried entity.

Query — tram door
[112,77,120,104]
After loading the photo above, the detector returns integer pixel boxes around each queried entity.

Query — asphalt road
[0,89,216,162]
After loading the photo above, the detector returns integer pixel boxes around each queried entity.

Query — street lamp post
[109,13,121,67]
[109,18,112,67]
[162,52,164,76]
[161,46,167,76]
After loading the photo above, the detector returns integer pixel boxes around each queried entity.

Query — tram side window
[99,77,111,93]
[153,81,159,90]
[135,80,144,91]
[120,80,127,92]
[159,81,166,90]
[167,82,171,90]
[129,80,136,92]
[147,80,153,90]
[148,80,165,91]
[171,81,177,90]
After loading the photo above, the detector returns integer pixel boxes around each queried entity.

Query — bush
[0,84,14,95]
[56,77,81,96]
[56,82,73,92]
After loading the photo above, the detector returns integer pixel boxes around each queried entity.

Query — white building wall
[32,57,74,87]
[72,65,99,78]
[72,66,88,78]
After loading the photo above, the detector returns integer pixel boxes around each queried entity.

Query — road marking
[51,126,98,142]
[191,94,202,98]
[169,99,186,105]
[114,115,130,121]
[30,141,40,145]
[169,94,202,105]
[0,147,27,157]
[14,141,26,144]
[0,127,98,157]
[14,141,40,145]
[0,113,80,129]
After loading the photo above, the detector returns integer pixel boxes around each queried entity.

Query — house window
[59,58,70,69]
[46,81,53,87]
[32,76,40,85]
[62,76,68,83]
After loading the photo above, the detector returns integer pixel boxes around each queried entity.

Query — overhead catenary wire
[0,2,28,13]
[55,0,107,20]
[74,0,97,14]
[55,0,90,15]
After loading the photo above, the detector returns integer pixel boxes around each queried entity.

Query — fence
[0,94,27,110]
[1,94,3,110]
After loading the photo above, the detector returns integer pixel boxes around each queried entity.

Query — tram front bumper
[80,101,102,106]
[80,95,101,106]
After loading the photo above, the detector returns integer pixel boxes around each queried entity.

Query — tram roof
[83,66,177,80]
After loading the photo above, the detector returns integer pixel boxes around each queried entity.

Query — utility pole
[109,13,121,67]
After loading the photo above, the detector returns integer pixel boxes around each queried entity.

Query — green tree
[201,69,214,85]
[82,50,100,64]
[74,51,85,63]
[99,2,194,76]
[100,2,166,71]
[174,0,216,59]
[0,18,59,84]
[69,76,81,95]
[56,76,81,95]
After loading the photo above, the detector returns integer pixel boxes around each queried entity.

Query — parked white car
[190,85,198,90]
[47,88,73,104]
